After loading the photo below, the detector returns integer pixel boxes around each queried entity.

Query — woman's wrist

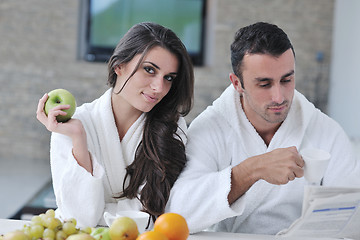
[71,126,93,174]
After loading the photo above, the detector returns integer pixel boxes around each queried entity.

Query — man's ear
[229,73,244,93]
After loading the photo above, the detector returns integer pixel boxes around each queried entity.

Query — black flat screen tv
[78,0,207,66]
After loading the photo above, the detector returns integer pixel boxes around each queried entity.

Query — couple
[36,22,359,234]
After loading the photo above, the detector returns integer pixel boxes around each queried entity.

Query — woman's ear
[229,73,244,93]
[114,65,122,76]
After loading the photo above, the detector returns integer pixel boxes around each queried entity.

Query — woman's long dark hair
[107,22,194,221]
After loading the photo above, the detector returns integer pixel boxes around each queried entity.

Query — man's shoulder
[189,85,239,134]
[305,107,345,140]
[312,107,341,128]
[187,107,234,145]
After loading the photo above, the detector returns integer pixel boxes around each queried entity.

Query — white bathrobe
[167,85,360,234]
[50,88,187,228]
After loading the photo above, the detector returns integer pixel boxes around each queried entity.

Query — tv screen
[79,0,207,66]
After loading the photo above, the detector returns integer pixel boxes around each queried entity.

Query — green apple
[44,88,76,122]
[90,227,110,240]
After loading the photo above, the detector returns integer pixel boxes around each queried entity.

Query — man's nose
[271,84,285,104]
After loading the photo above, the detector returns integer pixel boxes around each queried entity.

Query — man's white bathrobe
[167,85,360,234]
[50,88,187,228]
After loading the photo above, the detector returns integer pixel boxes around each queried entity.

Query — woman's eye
[164,75,175,82]
[144,66,155,74]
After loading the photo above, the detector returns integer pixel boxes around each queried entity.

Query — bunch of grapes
[18,209,90,240]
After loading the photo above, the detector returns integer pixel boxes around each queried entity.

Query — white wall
[328,0,360,140]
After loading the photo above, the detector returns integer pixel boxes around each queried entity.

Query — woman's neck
[111,93,142,141]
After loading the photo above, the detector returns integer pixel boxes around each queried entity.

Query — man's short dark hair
[230,22,295,87]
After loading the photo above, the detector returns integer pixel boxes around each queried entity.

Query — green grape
[66,218,77,226]
[80,227,92,234]
[43,229,56,240]
[30,224,44,239]
[62,222,77,235]
[55,231,67,240]
[45,209,56,218]
[39,213,48,227]
[46,217,62,230]
[31,215,42,226]
[42,217,52,228]
[22,225,31,237]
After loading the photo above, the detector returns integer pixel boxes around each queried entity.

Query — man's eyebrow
[255,77,272,82]
[281,70,295,79]
[254,70,295,82]
[143,61,178,75]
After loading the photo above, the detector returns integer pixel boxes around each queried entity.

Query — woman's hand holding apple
[36,92,83,138]
[36,90,93,174]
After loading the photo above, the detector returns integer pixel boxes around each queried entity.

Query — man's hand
[228,146,304,204]
[256,146,304,184]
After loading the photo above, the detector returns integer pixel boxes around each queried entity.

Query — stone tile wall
[0,0,334,163]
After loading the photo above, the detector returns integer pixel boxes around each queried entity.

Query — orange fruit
[136,230,168,240]
[154,213,189,240]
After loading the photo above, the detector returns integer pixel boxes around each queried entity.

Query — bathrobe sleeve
[50,132,106,228]
[166,110,246,233]
[50,90,119,228]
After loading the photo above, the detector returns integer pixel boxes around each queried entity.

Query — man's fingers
[288,173,296,181]
[293,166,304,178]
[295,156,305,168]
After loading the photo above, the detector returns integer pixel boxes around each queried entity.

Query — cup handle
[103,212,116,227]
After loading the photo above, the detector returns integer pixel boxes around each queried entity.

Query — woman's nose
[150,76,164,92]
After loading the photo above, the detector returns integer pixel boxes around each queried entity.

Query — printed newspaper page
[277,186,360,239]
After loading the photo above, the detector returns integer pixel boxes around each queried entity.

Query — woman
[36,22,194,227]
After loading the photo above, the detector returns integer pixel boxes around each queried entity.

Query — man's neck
[240,96,282,146]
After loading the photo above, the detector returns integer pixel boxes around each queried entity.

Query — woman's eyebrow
[143,61,160,70]
[143,61,178,75]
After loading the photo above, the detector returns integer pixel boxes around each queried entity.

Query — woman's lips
[142,92,158,103]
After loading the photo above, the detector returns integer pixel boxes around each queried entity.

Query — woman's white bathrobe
[167,85,360,234]
[50,88,187,228]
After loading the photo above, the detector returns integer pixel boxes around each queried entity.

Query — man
[166,22,360,235]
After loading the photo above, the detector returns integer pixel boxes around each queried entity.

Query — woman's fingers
[36,93,49,124]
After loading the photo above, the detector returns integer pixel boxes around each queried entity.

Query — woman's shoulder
[73,89,112,120]
[175,116,188,144]
[177,116,188,130]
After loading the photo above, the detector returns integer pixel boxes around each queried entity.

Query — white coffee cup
[300,148,331,185]
[103,210,150,233]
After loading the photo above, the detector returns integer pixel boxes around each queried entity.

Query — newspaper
[277,186,360,239]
